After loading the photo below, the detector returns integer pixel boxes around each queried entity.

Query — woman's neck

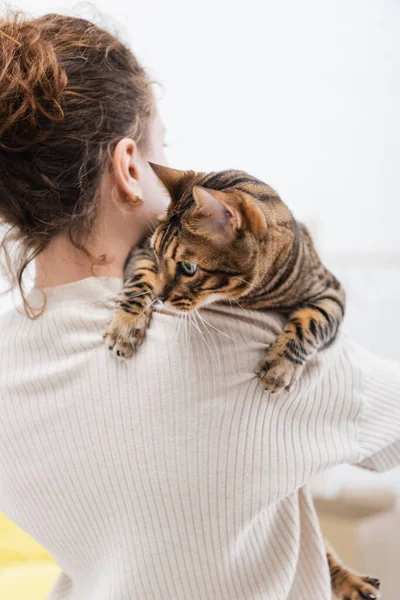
[35,229,139,288]
[34,175,153,288]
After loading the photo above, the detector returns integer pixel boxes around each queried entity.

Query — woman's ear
[112,138,144,212]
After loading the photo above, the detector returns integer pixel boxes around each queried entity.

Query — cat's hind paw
[104,309,149,359]
[333,573,380,600]
[256,354,304,394]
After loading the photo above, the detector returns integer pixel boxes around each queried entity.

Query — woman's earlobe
[119,187,144,211]
[128,189,144,206]
[110,183,143,215]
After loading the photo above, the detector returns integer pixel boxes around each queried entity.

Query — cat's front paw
[104,309,149,359]
[256,353,304,393]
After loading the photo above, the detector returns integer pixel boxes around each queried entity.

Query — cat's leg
[257,289,345,393]
[104,243,157,358]
[325,539,380,600]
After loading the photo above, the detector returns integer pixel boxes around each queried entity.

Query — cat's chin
[163,302,193,314]
[198,293,225,307]
[162,293,224,313]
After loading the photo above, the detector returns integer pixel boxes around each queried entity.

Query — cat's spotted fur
[104,164,380,599]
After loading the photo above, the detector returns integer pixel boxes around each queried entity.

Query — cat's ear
[149,163,190,202]
[192,186,267,238]
[241,196,268,237]
[192,186,242,231]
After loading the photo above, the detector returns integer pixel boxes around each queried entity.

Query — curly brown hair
[0,12,154,315]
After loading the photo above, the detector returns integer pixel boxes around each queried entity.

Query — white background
[2,0,400,493]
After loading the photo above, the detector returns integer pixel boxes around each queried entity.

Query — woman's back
[0,11,399,600]
[2,276,398,600]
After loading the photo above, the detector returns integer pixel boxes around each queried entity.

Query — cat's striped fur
[104,164,380,600]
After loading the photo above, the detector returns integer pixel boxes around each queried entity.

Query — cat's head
[149,163,290,312]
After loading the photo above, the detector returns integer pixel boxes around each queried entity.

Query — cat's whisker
[231,297,254,319]
[137,213,157,234]
[195,309,237,343]
[183,313,190,361]
[179,311,189,352]
[134,298,157,321]
[194,309,223,370]
[154,299,164,312]
[183,312,187,340]
[170,310,184,348]
[235,277,252,286]
[194,309,218,345]
[121,291,151,301]
[148,213,158,231]
[189,312,202,334]
[227,296,242,316]
[186,312,191,346]
[193,310,221,369]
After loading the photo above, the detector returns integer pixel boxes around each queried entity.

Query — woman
[0,13,399,600]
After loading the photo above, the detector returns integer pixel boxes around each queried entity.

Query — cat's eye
[179,262,197,276]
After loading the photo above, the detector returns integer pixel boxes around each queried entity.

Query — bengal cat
[104,163,381,600]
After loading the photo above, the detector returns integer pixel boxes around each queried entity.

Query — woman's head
[0,12,167,308]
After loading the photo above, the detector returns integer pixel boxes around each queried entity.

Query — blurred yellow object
[0,512,60,600]
[0,563,60,600]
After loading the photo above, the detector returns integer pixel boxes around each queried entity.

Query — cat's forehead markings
[165,237,179,260]
[176,250,196,264]
[180,247,195,259]
[164,258,176,278]
[154,228,164,255]
[157,218,177,256]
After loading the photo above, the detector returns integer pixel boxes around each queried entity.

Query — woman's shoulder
[0,301,25,329]
[199,303,287,345]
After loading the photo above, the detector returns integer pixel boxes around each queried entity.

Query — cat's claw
[104,330,139,359]
[256,355,304,394]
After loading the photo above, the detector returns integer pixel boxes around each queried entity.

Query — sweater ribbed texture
[0,276,399,600]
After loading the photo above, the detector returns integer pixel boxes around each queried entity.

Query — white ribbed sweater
[0,277,399,600]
